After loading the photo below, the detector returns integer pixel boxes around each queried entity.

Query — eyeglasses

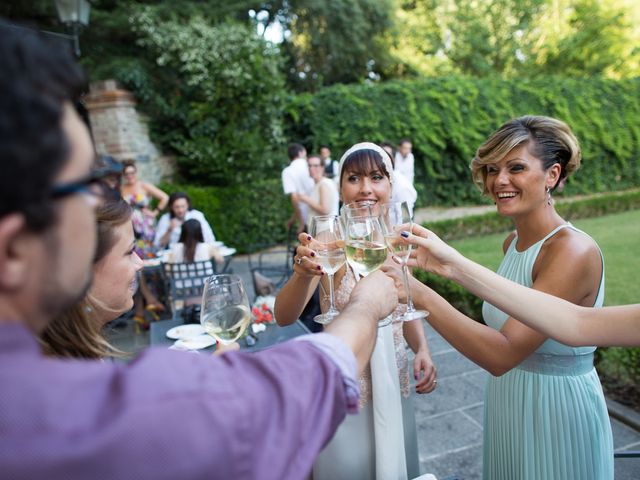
[308,163,323,168]
[50,169,120,203]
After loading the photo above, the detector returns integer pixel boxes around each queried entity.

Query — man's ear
[0,213,32,290]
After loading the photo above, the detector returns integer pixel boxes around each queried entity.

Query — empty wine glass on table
[200,274,251,346]
[380,201,429,321]
[344,214,391,327]
[309,214,345,324]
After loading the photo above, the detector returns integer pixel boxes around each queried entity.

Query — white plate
[166,324,206,340]
[173,334,216,350]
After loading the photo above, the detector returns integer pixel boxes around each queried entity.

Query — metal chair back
[163,260,217,314]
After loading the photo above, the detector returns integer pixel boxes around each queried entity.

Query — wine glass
[340,200,378,231]
[200,274,251,346]
[345,214,391,327]
[309,214,345,325]
[380,201,429,321]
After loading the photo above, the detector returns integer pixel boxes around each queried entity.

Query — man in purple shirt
[0,24,399,480]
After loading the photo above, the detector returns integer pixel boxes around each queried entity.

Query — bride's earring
[546,186,552,206]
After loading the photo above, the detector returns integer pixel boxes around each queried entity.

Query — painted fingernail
[317,265,322,270]
[307,236,312,241]
[310,251,315,257]
[400,231,410,238]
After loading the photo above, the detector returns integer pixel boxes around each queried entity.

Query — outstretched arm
[400,225,640,347]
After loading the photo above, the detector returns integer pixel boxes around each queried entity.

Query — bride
[275,142,437,479]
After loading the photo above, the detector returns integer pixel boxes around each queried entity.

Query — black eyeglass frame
[49,168,118,200]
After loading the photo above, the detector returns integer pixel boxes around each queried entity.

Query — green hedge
[159,180,293,253]
[287,76,640,207]
[423,189,640,242]
[413,189,640,321]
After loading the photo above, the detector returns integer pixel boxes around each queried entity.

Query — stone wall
[85,80,174,184]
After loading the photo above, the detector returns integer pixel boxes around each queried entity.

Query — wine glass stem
[327,272,338,313]
[401,262,416,313]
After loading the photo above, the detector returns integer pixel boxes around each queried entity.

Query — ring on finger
[296,257,303,265]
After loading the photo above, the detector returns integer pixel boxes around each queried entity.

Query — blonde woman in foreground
[397,224,640,347]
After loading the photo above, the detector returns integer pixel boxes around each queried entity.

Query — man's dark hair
[287,143,305,161]
[0,22,87,231]
[168,192,192,218]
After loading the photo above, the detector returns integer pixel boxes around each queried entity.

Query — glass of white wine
[345,214,391,327]
[309,214,346,325]
[200,274,251,346]
[381,201,428,321]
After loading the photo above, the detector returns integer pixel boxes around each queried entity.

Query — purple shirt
[0,324,359,480]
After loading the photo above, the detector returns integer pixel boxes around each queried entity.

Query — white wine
[315,249,346,275]
[345,241,387,276]
[384,233,411,262]
[202,304,251,343]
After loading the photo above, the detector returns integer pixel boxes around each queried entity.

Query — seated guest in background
[0,24,400,480]
[168,219,224,264]
[381,142,418,213]
[395,138,415,185]
[294,154,340,219]
[154,191,216,249]
[40,198,144,356]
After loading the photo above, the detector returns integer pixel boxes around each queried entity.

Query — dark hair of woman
[39,199,133,359]
[178,219,204,263]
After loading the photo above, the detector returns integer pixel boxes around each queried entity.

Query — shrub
[287,76,640,207]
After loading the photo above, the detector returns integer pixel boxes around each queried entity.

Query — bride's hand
[413,349,438,394]
[292,232,324,277]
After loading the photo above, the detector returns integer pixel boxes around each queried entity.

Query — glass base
[402,309,429,322]
[314,311,339,325]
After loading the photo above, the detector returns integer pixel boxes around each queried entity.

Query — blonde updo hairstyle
[470,115,581,195]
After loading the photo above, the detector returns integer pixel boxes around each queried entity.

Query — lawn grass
[449,209,640,306]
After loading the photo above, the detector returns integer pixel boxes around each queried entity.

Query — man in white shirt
[282,143,314,233]
[382,142,418,213]
[154,192,216,249]
[395,138,415,185]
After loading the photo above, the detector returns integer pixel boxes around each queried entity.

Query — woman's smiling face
[484,144,558,217]
[340,157,391,206]
[89,221,143,323]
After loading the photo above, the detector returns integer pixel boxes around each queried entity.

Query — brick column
[85,80,174,184]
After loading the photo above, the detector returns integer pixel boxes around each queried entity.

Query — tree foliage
[393,0,640,79]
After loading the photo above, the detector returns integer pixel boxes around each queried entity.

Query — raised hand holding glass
[381,201,429,321]
[309,215,345,325]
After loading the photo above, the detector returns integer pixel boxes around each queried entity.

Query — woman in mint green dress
[387,115,613,479]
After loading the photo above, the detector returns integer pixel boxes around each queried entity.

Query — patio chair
[163,260,217,315]
[247,243,293,301]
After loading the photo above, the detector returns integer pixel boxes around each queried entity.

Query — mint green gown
[482,224,613,479]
